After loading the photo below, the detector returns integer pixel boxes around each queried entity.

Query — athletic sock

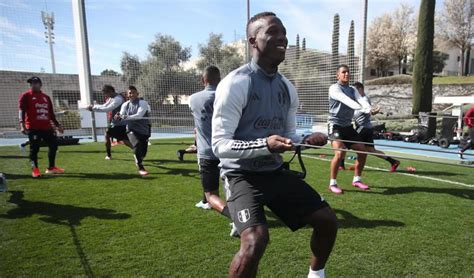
[106,148,112,157]
[202,193,208,204]
[221,205,231,219]
[329,179,337,186]
[308,267,325,278]
[385,157,396,164]
[353,176,362,183]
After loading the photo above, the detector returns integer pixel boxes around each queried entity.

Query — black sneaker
[177,150,185,161]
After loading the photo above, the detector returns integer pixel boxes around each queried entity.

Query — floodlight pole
[359,0,368,83]
[42,11,56,73]
[72,0,97,142]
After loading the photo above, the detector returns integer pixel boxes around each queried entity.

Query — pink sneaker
[390,160,400,172]
[329,185,343,194]
[352,181,370,190]
[139,169,149,176]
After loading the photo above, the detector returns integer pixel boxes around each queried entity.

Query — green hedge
[365,75,412,85]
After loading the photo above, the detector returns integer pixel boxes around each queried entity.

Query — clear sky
[0,0,443,75]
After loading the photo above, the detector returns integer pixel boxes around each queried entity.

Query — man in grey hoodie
[115,86,151,176]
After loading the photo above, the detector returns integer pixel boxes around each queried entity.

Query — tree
[367,14,394,76]
[412,0,436,114]
[437,0,473,76]
[465,44,471,75]
[120,52,141,86]
[136,60,200,108]
[280,49,332,114]
[347,20,355,74]
[100,69,120,76]
[366,4,417,76]
[148,33,191,71]
[196,33,243,76]
[296,34,300,61]
[432,50,450,73]
[389,4,416,74]
[331,14,340,82]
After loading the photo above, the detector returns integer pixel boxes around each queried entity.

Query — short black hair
[27,76,42,84]
[246,11,276,37]
[102,84,115,93]
[203,65,221,85]
[336,64,349,73]
[353,82,364,89]
[128,85,137,91]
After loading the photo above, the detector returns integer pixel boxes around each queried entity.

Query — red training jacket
[18,89,59,130]
[464,105,474,128]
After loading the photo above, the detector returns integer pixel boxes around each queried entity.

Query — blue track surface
[374,139,474,162]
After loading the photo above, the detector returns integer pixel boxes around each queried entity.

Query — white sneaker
[195,200,212,210]
[229,222,240,237]
[105,156,111,160]
[19,144,26,154]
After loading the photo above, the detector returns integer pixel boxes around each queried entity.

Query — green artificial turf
[1,138,473,277]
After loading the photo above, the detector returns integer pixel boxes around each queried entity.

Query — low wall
[366,84,474,115]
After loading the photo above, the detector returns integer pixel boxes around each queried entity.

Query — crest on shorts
[237,209,250,223]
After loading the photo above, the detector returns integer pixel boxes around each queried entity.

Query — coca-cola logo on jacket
[254,117,283,129]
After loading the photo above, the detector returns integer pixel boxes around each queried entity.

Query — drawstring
[283,145,307,179]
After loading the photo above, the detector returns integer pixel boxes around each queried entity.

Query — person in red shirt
[18,76,65,177]
[459,105,474,159]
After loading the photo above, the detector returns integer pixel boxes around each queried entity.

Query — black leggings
[28,129,58,168]
[127,131,150,168]
[461,127,474,153]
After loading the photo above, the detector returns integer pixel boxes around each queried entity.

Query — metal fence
[0,1,365,139]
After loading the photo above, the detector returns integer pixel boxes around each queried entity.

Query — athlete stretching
[327,65,371,194]
[212,12,337,278]
[88,85,132,160]
[189,66,235,234]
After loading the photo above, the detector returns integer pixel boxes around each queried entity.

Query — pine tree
[347,20,355,76]
[332,14,340,82]
[296,34,300,61]
[412,0,436,114]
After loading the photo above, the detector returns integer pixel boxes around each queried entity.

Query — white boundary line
[302,154,474,188]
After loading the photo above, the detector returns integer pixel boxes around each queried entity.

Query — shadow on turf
[59,150,113,154]
[0,172,148,181]
[363,169,464,176]
[152,142,194,146]
[61,172,157,180]
[379,186,474,200]
[153,164,199,178]
[265,209,404,229]
[142,158,196,165]
[2,173,55,180]
[0,191,131,277]
[0,155,27,159]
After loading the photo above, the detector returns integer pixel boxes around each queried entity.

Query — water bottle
[348,156,357,160]
[0,173,7,193]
